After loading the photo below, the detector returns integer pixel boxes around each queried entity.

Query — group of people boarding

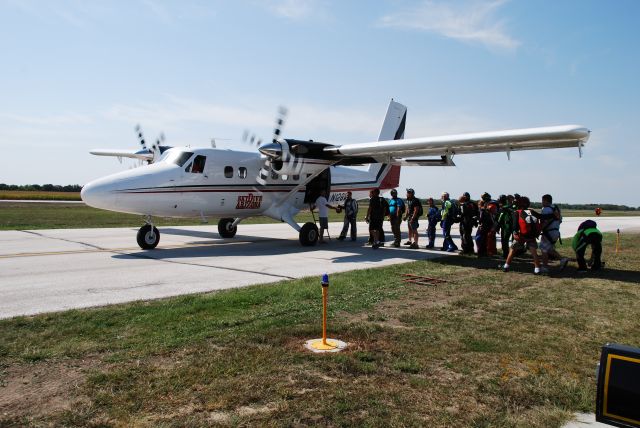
[313,188,603,274]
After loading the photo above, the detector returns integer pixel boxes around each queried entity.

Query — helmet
[463,192,471,199]
[481,192,491,201]
[391,189,398,196]
[406,188,415,194]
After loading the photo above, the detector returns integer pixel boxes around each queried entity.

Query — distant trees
[528,202,638,211]
[0,184,82,192]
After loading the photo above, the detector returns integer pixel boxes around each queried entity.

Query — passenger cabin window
[238,167,247,179]
[191,155,206,174]
[224,166,233,178]
[292,174,300,181]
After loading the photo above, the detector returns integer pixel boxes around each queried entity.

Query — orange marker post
[304,274,347,353]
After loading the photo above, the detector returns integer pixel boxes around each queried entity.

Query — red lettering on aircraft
[236,193,263,209]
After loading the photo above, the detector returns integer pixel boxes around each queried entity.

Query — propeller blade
[272,106,287,143]
[135,124,148,150]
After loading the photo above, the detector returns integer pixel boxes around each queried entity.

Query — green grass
[1,233,639,427]
[0,202,347,230]
[1,201,637,231]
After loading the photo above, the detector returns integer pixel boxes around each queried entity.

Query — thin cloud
[264,0,322,21]
[379,0,520,51]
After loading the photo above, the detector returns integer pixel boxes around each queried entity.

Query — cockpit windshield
[160,150,194,167]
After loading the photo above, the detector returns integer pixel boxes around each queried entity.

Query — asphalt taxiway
[1,217,639,319]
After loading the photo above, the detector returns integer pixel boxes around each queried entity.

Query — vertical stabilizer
[377,99,407,142]
[367,99,406,189]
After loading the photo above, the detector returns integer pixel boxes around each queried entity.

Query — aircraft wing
[324,125,590,161]
[90,149,153,161]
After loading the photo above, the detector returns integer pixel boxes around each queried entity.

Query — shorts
[369,219,383,232]
[510,239,538,252]
[539,233,559,253]
[319,217,329,229]
[407,220,419,230]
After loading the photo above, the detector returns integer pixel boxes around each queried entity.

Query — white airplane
[81,100,590,249]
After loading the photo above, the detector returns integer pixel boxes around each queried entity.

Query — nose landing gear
[218,218,239,238]
[137,224,160,249]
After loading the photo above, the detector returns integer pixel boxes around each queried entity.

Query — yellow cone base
[304,338,347,353]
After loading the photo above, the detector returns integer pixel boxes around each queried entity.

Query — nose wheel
[218,218,238,238]
[137,224,160,249]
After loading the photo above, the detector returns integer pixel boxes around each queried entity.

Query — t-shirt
[407,198,422,219]
[369,197,386,221]
[315,196,329,218]
[388,197,405,217]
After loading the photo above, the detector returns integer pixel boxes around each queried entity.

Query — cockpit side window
[164,151,194,167]
[190,155,206,174]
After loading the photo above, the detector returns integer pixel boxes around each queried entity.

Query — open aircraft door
[304,168,331,204]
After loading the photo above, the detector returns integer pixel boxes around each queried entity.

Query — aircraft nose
[81,178,117,209]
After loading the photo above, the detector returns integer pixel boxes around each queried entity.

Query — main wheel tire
[299,222,319,246]
[137,224,160,249]
[218,218,237,238]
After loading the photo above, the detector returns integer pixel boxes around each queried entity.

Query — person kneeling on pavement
[572,220,603,272]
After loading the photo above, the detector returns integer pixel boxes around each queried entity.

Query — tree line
[0,184,82,192]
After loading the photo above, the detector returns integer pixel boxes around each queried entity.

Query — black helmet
[463,192,471,199]
[498,194,507,204]
[481,192,491,201]
[391,189,398,196]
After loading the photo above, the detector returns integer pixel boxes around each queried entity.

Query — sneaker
[539,266,550,274]
[393,242,400,248]
[337,236,345,241]
[378,242,385,247]
[426,244,434,249]
[403,241,412,246]
[501,264,509,272]
[559,258,569,271]
[409,243,419,249]
[372,243,380,249]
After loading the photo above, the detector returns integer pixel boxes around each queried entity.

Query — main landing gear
[299,222,319,246]
[218,218,238,238]
[137,224,160,249]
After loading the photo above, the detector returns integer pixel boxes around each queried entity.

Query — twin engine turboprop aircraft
[81,100,590,249]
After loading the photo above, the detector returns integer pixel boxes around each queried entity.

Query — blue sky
[1,0,639,205]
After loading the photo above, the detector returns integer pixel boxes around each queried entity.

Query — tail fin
[369,99,406,189]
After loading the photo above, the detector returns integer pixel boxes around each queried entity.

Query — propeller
[134,124,164,164]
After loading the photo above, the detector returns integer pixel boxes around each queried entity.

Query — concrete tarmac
[1,216,639,319]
